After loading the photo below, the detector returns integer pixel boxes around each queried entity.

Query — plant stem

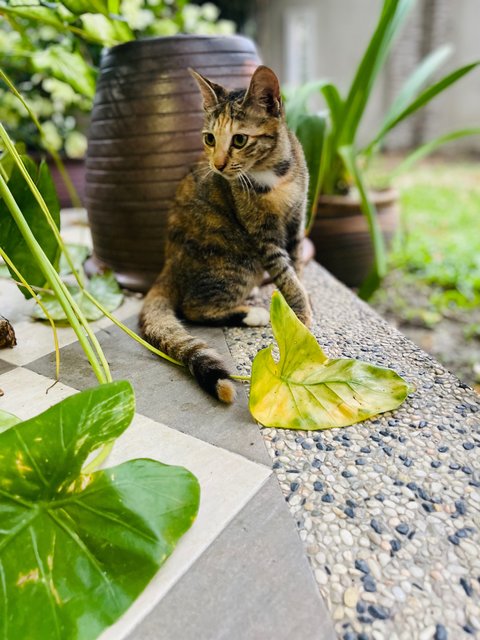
[0,127,112,380]
[0,172,109,384]
[0,69,83,209]
[83,290,183,366]
[0,248,61,380]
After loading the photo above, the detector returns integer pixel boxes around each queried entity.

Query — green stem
[83,290,183,366]
[0,68,82,206]
[0,126,112,380]
[0,172,109,384]
[0,248,61,380]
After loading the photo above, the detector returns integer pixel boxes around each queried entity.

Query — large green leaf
[0,381,200,639]
[0,409,20,434]
[249,292,409,429]
[0,156,60,299]
[33,270,124,321]
[295,113,326,223]
[32,46,97,99]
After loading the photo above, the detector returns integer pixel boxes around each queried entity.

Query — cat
[139,65,312,403]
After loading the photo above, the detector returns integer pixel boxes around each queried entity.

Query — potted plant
[286,0,480,298]
[0,0,237,212]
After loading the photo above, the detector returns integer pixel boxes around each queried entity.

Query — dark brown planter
[308,189,399,288]
[85,34,261,292]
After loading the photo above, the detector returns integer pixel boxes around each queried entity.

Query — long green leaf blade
[373,60,480,143]
[390,128,480,177]
[339,0,414,145]
[295,113,326,224]
[339,145,387,297]
[367,44,452,151]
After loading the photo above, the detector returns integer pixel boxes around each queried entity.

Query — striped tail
[139,286,236,403]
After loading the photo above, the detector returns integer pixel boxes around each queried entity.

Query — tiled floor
[0,212,334,640]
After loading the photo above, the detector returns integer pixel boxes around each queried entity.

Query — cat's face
[190,66,284,180]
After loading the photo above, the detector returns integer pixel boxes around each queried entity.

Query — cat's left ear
[189,68,226,110]
[243,66,282,116]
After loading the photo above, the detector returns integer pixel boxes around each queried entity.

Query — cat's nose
[214,160,227,172]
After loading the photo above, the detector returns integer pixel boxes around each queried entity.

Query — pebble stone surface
[224,262,480,640]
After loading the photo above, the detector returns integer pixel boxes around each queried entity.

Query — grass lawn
[371,158,480,391]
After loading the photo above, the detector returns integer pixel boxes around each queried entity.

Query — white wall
[254,0,480,154]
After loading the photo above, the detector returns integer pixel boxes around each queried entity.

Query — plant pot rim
[318,187,399,207]
[106,33,256,55]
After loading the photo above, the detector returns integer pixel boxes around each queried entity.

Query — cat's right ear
[189,68,226,110]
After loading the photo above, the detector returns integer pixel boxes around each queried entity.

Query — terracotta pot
[308,188,399,288]
[85,35,261,292]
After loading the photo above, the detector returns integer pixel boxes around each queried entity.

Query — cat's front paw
[243,306,270,327]
[296,304,313,328]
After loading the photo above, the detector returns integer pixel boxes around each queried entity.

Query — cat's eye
[232,134,248,149]
[203,132,215,147]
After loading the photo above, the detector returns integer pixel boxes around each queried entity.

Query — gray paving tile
[128,475,335,640]
[26,316,270,466]
[0,358,14,375]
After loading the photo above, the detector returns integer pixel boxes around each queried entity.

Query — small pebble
[313,481,323,491]
[355,559,370,574]
[395,523,409,535]
[322,493,334,503]
[460,577,473,596]
[371,519,383,534]
[390,539,401,552]
[434,623,447,640]
[367,604,390,620]
[362,575,377,592]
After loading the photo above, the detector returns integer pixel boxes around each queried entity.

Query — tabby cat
[140,65,312,403]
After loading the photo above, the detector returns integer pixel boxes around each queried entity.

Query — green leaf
[339,0,414,145]
[0,409,20,434]
[390,128,480,177]
[60,0,109,15]
[0,381,200,639]
[33,270,123,321]
[81,12,134,45]
[59,243,91,275]
[367,44,453,152]
[285,79,330,131]
[339,145,387,296]
[0,156,60,299]
[295,113,326,224]
[249,292,409,429]
[32,46,97,99]
[370,60,480,145]
[0,6,67,30]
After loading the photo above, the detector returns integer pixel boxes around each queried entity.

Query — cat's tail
[139,285,236,404]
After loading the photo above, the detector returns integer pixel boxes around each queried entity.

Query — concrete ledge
[225,260,480,640]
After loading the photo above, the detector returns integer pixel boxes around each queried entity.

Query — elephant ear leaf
[249,291,409,430]
[0,381,200,640]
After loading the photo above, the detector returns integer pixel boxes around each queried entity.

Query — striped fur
[140,66,312,402]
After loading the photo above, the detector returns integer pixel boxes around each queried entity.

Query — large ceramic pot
[85,35,260,292]
[308,188,399,288]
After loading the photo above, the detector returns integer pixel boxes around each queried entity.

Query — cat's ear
[243,66,282,116]
[189,68,226,110]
